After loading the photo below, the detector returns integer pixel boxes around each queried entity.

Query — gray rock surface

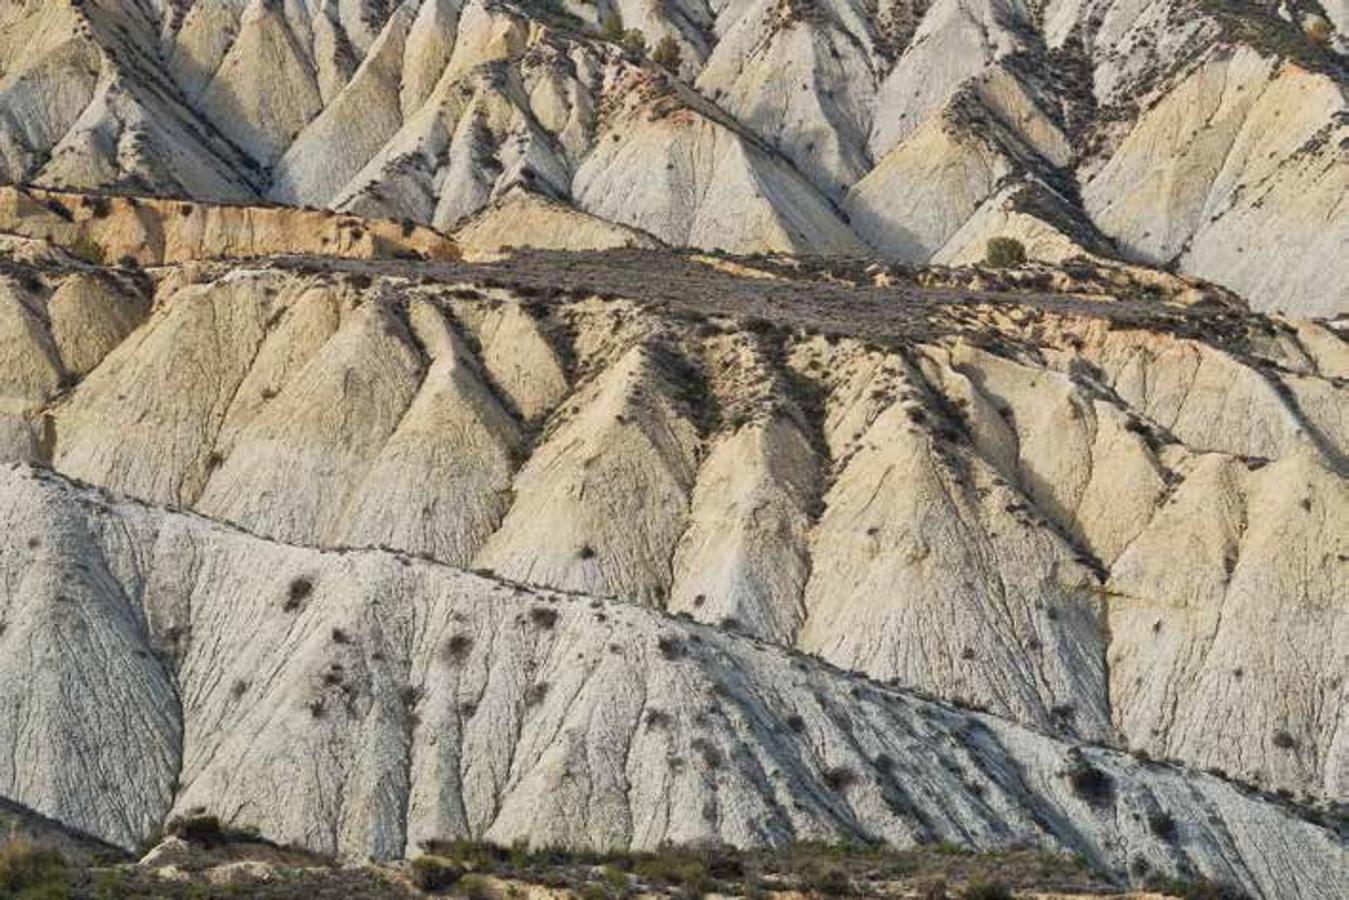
[1,0,1344,313]
[1,242,1344,813]
[0,462,1345,900]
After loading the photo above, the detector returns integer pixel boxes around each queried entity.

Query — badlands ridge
[0,0,1345,314]
[0,0,1347,893]
[0,190,1344,897]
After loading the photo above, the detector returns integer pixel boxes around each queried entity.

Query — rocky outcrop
[1,246,1345,812]
[0,462,1345,900]
[453,189,661,258]
[0,185,459,266]
[2,0,1342,313]
[1081,48,1348,317]
[3,4,1345,885]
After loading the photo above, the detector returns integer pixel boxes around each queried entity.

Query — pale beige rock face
[1,463,1347,900]
[0,260,150,466]
[1,190,1347,900]
[209,281,352,463]
[447,296,571,424]
[1108,451,1349,800]
[846,116,1013,263]
[46,272,151,378]
[0,1,104,183]
[268,4,416,206]
[195,0,325,167]
[52,271,280,506]
[867,0,1030,159]
[336,301,523,565]
[0,186,460,265]
[695,0,879,199]
[572,87,867,256]
[1288,319,1349,380]
[796,349,1112,738]
[4,246,1344,814]
[196,300,429,545]
[0,275,64,408]
[474,344,702,605]
[668,413,819,643]
[940,341,1168,564]
[933,185,1092,266]
[0,6,1343,892]
[0,0,1343,316]
[454,190,661,258]
[1082,49,1349,316]
[1077,329,1335,462]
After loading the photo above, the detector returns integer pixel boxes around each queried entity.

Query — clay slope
[0,0,1344,313]
[1,462,1346,899]
[0,185,460,266]
[1,243,1345,811]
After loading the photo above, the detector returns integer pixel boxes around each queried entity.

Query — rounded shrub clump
[985,237,1027,268]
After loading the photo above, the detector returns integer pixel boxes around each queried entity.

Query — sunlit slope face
[1,0,1344,314]
[1,225,1345,820]
[1,459,1347,900]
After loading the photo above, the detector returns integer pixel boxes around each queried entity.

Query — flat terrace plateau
[267,248,1265,350]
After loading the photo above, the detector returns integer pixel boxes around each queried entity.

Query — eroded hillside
[1,214,1346,791]
[1,194,1346,897]
[1,462,1347,900]
[0,0,1344,314]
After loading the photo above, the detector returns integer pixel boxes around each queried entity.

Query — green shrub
[529,607,559,629]
[984,237,1026,268]
[963,879,1012,900]
[822,766,857,792]
[167,813,223,843]
[600,865,630,893]
[68,234,104,265]
[411,855,463,892]
[285,576,313,611]
[417,839,511,870]
[652,35,682,72]
[802,864,851,896]
[1149,811,1178,841]
[442,633,474,664]
[621,29,647,57]
[1066,760,1114,806]
[0,838,70,899]
[455,873,500,900]
[1302,14,1333,45]
[632,849,712,891]
[600,12,624,41]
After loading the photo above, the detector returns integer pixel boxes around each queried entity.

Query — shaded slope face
[1,0,1345,313]
[1,462,1346,900]
[2,240,1346,825]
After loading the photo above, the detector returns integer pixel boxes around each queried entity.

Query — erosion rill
[0,0,1346,896]
[0,197,1343,897]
